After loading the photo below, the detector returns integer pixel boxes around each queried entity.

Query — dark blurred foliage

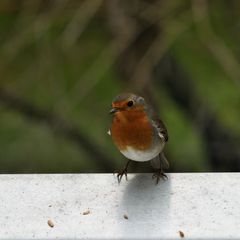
[0,0,239,173]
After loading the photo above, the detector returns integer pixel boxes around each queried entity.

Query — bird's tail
[150,152,169,170]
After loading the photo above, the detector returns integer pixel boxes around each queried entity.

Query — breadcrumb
[47,219,54,228]
[179,230,184,238]
[83,210,91,215]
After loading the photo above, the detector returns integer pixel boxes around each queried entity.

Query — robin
[108,93,169,184]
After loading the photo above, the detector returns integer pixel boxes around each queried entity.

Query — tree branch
[0,87,113,172]
[155,55,240,171]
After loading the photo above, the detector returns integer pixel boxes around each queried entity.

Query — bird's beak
[109,107,119,114]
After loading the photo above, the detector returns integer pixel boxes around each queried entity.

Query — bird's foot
[113,160,131,183]
[114,168,128,183]
[152,170,168,184]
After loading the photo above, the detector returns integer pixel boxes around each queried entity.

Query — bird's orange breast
[110,110,153,151]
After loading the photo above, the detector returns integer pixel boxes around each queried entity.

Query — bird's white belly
[120,144,164,162]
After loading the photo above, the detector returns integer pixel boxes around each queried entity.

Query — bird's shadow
[119,173,172,236]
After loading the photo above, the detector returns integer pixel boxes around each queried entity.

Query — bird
[108,92,169,184]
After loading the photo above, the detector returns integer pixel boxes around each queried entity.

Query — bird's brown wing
[151,117,169,169]
[151,117,169,142]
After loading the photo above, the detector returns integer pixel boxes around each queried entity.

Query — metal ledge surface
[0,173,239,239]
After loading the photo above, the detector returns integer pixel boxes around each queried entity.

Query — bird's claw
[114,169,128,183]
[152,171,168,184]
[113,160,131,183]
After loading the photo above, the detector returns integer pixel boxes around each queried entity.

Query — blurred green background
[0,0,239,173]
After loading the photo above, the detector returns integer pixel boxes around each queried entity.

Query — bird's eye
[127,100,134,107]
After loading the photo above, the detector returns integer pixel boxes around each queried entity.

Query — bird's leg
[114,160,131,183]
[152,159,168,184]
[152,170,168,184]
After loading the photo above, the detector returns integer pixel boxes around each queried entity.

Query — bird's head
[109,93,146,114]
